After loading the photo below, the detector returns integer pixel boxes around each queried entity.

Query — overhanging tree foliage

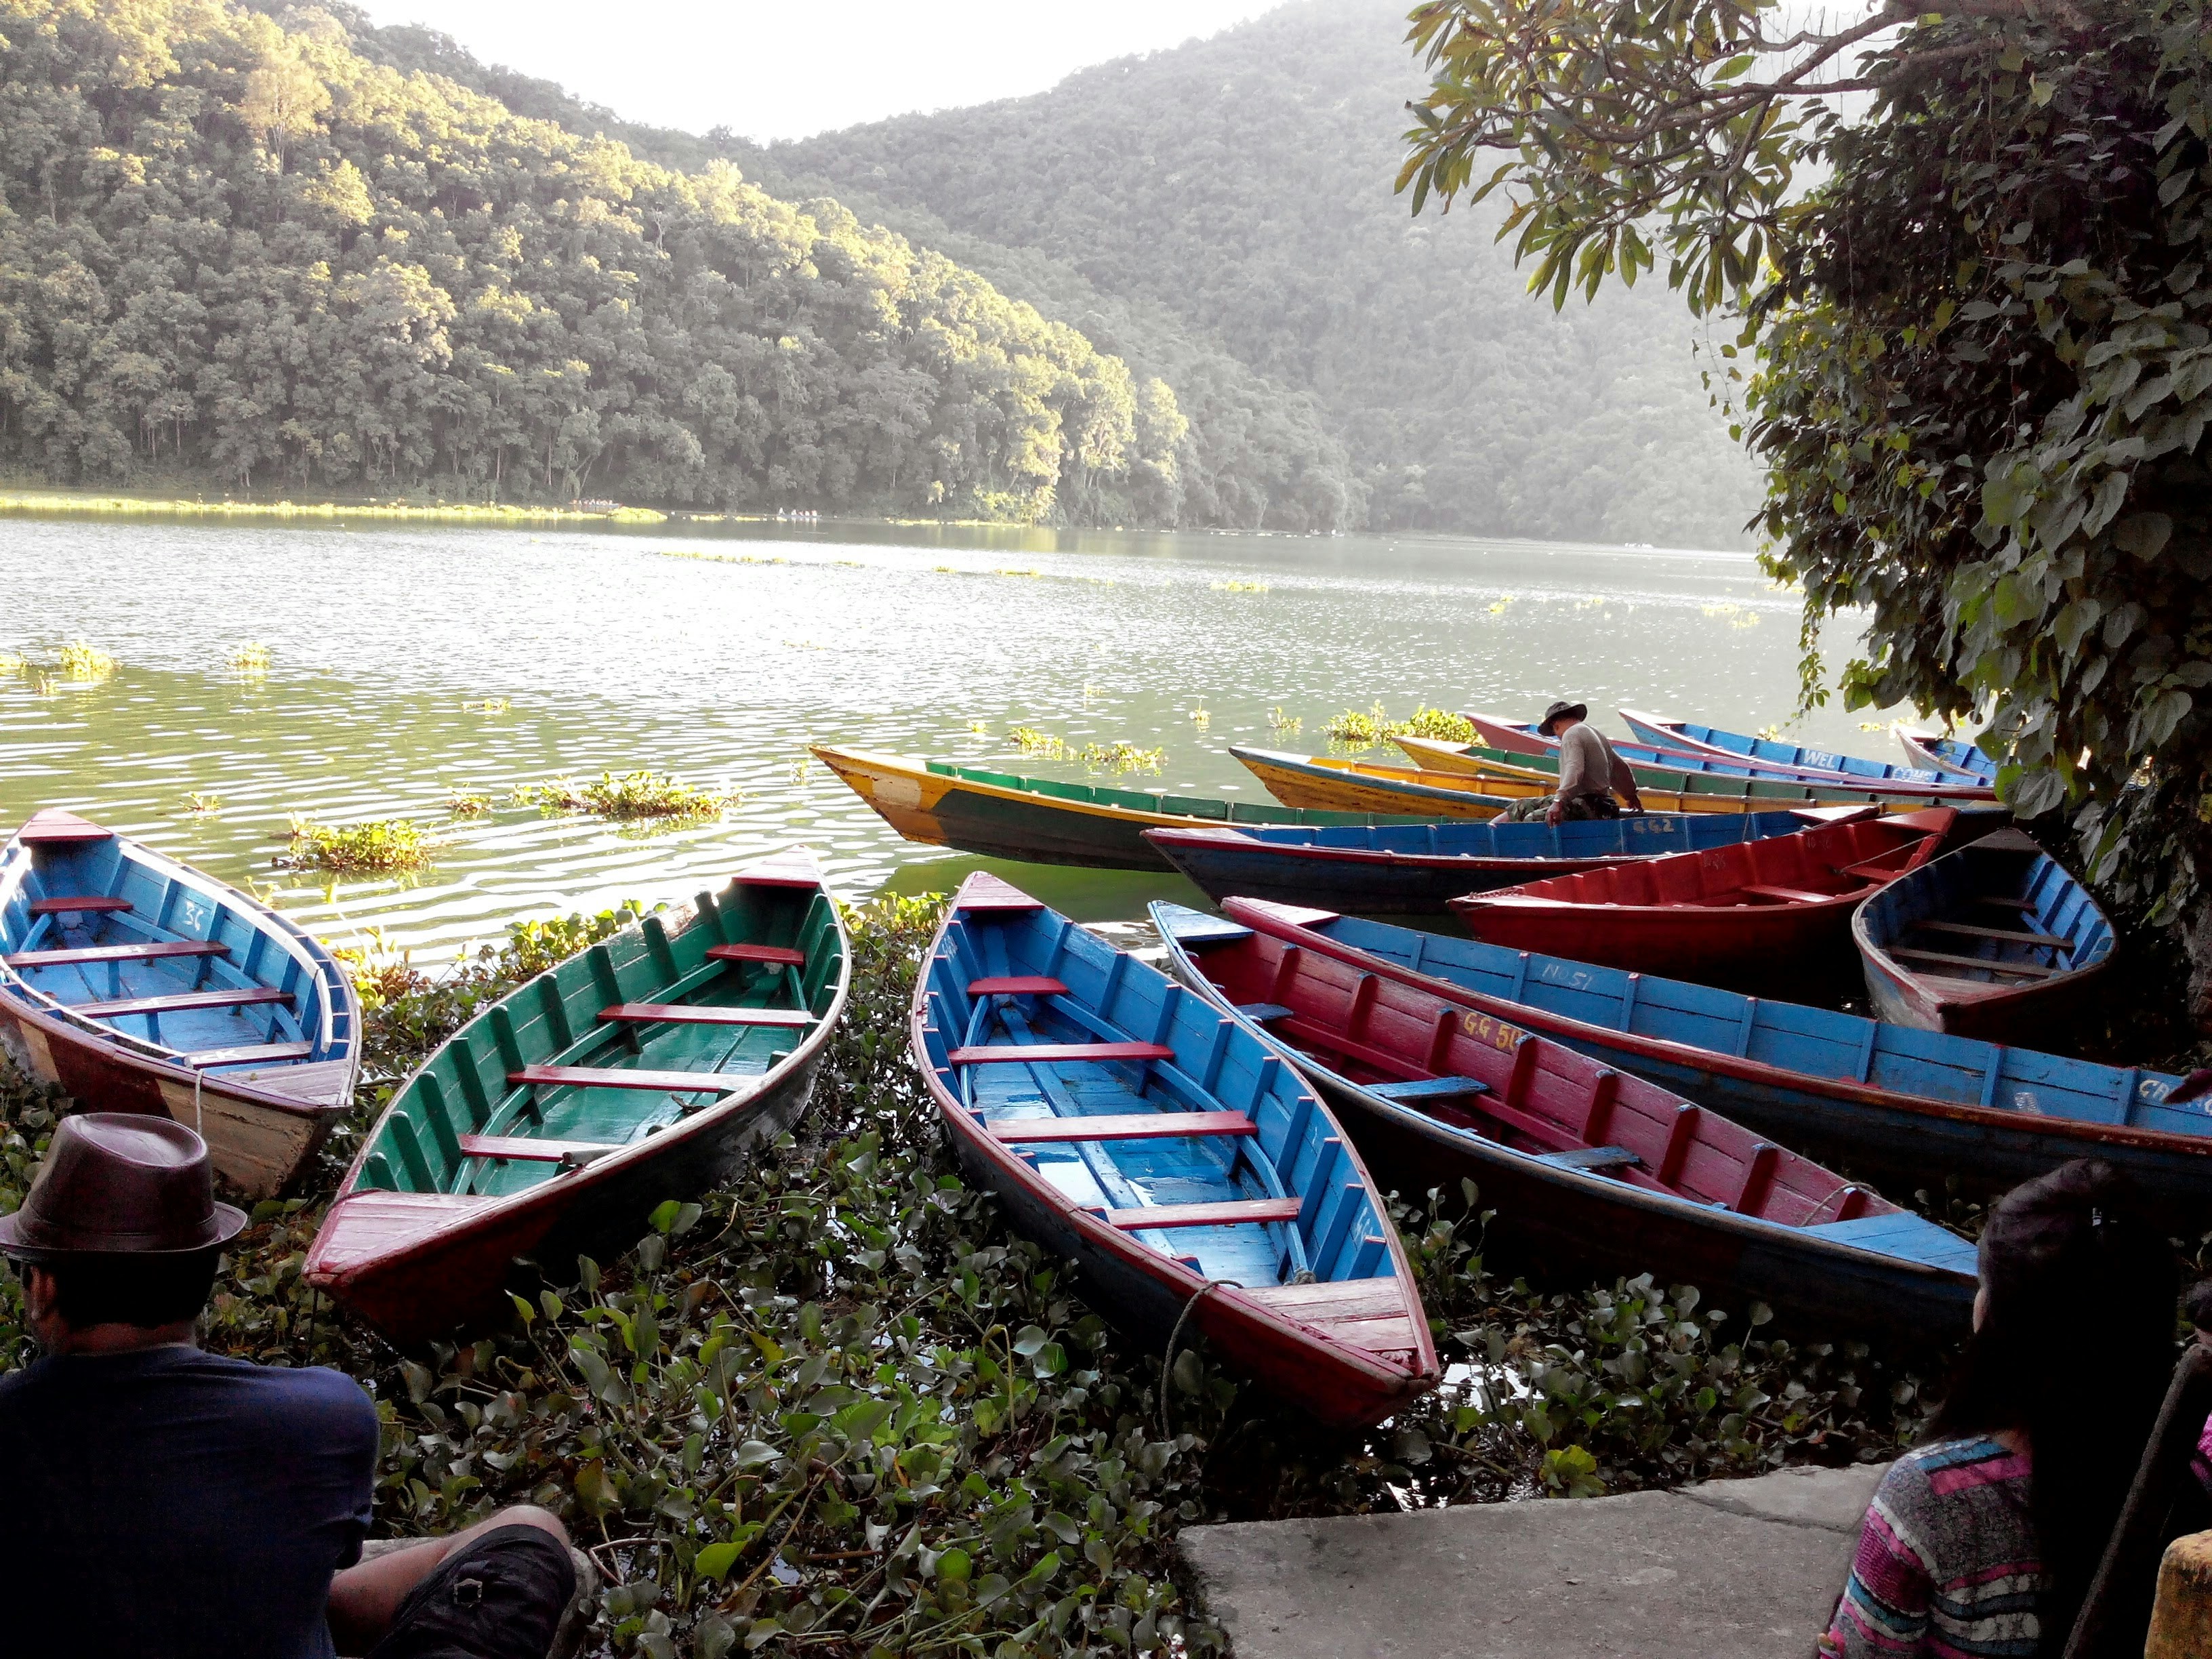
[1401,0,2212,1022]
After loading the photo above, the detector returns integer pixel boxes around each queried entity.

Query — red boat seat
[78,987,289,1018]
[458,1134,626,1164]
[947,1042,1175,1065]
[5,940,229,968]
[968,975,1067,996]
[1088,1196,1304,1230]
[597,1002,811,1027]
[184,1041,315,1068]
[705,943,806,967]
[507,1065,753,1093]
[987,1111,1255,1143]
[1739,884,1835,905]
[26,895,132,917]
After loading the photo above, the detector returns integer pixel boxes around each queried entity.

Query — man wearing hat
[0,1113,578,1657]
[1502,700,1645,823]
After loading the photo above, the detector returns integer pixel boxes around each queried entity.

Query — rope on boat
[1162,1277,1241,1441]
[191,1065,203,1136]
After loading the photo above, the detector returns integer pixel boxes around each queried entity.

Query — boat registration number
[1458,1011,1525,1050]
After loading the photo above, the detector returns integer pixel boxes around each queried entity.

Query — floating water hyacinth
[1324,702,1473,748]
[228,641,271,676]
[513,770,738,822]
[1269,705,1303,735]
[445,790,493,817]
[179,792,222,815]
[52,639,115,680]
[277,815,442,874]
[1211,579,1269,592]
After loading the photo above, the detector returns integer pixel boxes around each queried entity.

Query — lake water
[0,515,1893,958]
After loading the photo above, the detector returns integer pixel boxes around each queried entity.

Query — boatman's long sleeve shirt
[1555,722,1637,802]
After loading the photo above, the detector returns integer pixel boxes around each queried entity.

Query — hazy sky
[352,0,1277,142]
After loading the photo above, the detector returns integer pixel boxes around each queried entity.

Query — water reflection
[0,516,1879,951]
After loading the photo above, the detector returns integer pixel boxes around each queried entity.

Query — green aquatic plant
[1188,706,1211,731]
[52,639,115,681]
[228,642,271,676]
[1324,703,1475,750]
[1079,740,1165,776]
[276,815,441,874]
[179,792,222,816]
[1267,705,1303,737]
[1005,727,1067,760]
[0,653,26,677]
[466,698,511,716]
[445,790,493,817]
[1210,579,1269,593]
[514,771,739,822]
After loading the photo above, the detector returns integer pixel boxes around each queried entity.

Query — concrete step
[1176,1460,1889,1659]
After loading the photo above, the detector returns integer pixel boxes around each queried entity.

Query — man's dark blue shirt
[0,1345,379,1657]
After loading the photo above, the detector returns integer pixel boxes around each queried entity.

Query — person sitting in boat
[1502,700,1644,823]
[1820,1160,2178,1658]
[0,1113,581,1658]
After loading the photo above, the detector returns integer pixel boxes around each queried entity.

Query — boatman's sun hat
[1537,700,1589,737]
[0,1113,246,1260]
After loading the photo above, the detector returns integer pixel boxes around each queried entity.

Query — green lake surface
[0,516,1897,957]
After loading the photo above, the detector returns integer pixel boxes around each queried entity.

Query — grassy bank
[0,487,668,526]
[0,899,1939,1658]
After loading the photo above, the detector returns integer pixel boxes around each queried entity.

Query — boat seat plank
[968,975,1068,996]
[185,1041,315,1068]
[597,1002,811,1028]
[1914,920,2068,949]
[1972,895,2037,911]
[5,940,229,968]
[26,895,133,917]
[1739,884,1835,904]
[948,1042,1176,1065]
[1242,1279,1408,1323]
[705,943,807,967]
[77,987,290,1018]
[1322,1313,1423,1355]
[508,1065,751,1093]
[459,1133,626,1163]
[1837,859,1911,882]
[989,1111,1256,1144]
[1367,1076,1491,1103]
[1533,1145,1641,1172]
[1155,913,1257,945]
[1236,1002,1296,1022]
[19,814,114,845]
[1889,946,2057,979]
[1090,1196,1305,1230]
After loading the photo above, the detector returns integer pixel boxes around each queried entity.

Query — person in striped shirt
[1822,1161,2177,1658]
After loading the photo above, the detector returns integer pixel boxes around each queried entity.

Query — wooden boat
[304,851,849,1343]
[1227,745,1941,822]
[1898,729,1999,783]
[1463,712,1557,758]
[0,808,359,1199]
[1151,902,1976,1340]
[1464,712,1988,793]
[1853,829,2114,1044]
[1140,808,1867,914]
[915,872,1435,1426]
[812,745,1429,871]
[1202,897,2212,1229]
[1619,710,1982,787]
[1450,808,1961,994]
[1393,734,1993,804]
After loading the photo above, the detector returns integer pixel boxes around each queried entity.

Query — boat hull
[1618,711,1982,790]
[813,745,1423,871]
[1395,735,1984,806]
[1217,900,2212,1231]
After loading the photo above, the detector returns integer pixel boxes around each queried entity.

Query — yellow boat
[1234,745,1951,818]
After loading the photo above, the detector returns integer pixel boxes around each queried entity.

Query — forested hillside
[0,0,1347,525]
[756,0,1763,548]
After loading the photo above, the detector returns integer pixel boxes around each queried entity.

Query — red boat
[1151,903,1975,1339]
[1449,809,1962,994]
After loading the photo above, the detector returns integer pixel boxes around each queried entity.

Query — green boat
[813,745,1434,870]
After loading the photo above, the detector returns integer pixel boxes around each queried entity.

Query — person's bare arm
[327,1505,569,1656]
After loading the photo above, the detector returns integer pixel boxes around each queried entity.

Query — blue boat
[1898,729,2001,783]
[1855,828,2115,1044]
[1620,710,1986,787]
[0,808,360,1198]
[1199,896,2211,1228]
[1140,808,1860,914]
[912,872,1435,1426]
[1152,903,1977,1341]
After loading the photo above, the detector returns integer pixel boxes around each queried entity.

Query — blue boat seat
[1237,1002,1295,1022]
[1534,1145,1640,1172]
[1368,1076,1490,1103]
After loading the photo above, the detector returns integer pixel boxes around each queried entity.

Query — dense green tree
[1401,0,2212,1019]
[756,0,1759,546]
[0,0,1195,523]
